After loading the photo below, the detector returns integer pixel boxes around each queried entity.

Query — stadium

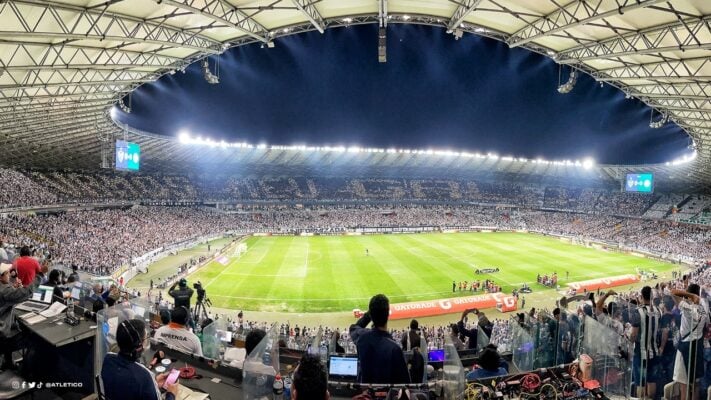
[0,1,710,400]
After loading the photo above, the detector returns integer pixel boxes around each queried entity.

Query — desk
[147,343,243,400]
[18,315,96,396]
[20,314,95,347]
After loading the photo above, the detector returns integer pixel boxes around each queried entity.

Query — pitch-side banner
[567,274,639,292]
[387,293,517,320]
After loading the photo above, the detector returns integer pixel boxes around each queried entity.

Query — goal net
[234,243,248,257]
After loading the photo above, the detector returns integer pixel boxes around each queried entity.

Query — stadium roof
[0,0,709,189]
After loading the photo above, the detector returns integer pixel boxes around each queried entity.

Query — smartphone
[163,369,180,389]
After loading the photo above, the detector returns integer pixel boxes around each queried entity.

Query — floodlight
[582,158,594,170]
[109,106,118,120]
[202,59,220,85]
[557,69,577,94]
[118,96,131,113]
[649,111,667,129]
[178,131,190,143]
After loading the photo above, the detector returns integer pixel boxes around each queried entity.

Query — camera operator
[168,278,194,309]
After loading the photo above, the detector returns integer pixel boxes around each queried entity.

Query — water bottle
[283,375,292,400]
[319,343,328,364]
[66,298,74,319]
[272,374,284,400]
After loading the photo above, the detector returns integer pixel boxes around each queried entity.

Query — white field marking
[404,246,478,269]
[203,258,240,289]
[220,273,307,278]
[240,247,268,264]
[208,290,458,302]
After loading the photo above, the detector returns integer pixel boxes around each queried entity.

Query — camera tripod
[192,294,211,325]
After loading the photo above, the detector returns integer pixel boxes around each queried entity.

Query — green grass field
[187,232,676,313]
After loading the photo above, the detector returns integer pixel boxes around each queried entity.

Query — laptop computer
[328,355,358,381]
[15,285,54,313]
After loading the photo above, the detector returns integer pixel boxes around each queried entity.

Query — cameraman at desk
[0,263,40,370]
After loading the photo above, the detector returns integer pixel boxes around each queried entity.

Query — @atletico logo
[438,300,452,310]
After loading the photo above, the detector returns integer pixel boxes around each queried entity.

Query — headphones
[120,320,145,361]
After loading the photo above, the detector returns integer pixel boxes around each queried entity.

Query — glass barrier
[490,319,513,353]
[442,332,465,399]
[201,318,231,360]
[476,325,490,352]
[94,297,154,376]
[511,314,536,372]
[580,314,631,398]
[242,322,280,400]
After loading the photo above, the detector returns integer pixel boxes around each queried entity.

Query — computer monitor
[328,356,358,378]
[216,330,233,343]
[71,284,83,301]
[32,285,54,303]
[428,349,445,362]
[131,304,146,317]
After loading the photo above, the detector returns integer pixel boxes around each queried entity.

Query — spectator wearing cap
[12,246,42,287]
[466,346,508,380]
[101,319,179,400]
[154,306,203,357]
[0,262,40,370]
[350,294,410,384]
[168,278,193,310]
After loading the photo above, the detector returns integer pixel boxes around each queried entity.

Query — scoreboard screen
[115,140,140,171]
[624,173,653,193]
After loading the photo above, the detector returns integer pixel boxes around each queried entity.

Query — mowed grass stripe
[186,233,676,312]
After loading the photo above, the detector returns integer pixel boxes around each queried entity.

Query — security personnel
[168,279,193,309]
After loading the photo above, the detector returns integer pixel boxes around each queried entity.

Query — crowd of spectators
[0,168,683,218]
[1,204,710,275]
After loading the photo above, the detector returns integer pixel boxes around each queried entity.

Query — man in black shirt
[350,294,409,384]
[102,319,179,400]
[457,309,479,350]
[401,319,424,351]
[658,295,676,389]
[292,353,330,400]
[168,279,193,309]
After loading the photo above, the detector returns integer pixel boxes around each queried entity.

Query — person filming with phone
[101,319,179,400]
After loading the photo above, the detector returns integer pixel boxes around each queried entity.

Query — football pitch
[187,232,675,313]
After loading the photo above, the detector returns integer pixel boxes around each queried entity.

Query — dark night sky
[115,24,691,165]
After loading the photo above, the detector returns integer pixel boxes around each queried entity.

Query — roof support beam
[0,98,113,113]
[157,0,270,43]
[291,0,325,33]
[1,0,221,53]
[508,0,666,48]
[447,0,485,32]
[378,0,388,27]
[591,56,711,81]
[557,16,711,63]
